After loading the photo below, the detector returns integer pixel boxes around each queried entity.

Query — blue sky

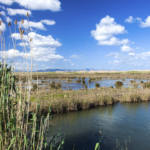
[1,0,150,70]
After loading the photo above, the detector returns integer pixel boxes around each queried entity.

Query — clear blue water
[47,103,150,150]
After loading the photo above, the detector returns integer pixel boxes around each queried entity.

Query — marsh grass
[143,82,150,88]
[50,81,62,89]
[30,86,150,114]
[16,71,150,81]
[95,83,100,88]
[115,81,123,89]
[0,63,52,150]
[0,13,63,150]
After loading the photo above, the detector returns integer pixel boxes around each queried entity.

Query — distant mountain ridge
[36,68,93,72]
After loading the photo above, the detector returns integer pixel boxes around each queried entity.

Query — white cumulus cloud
[91,16,127,46]
[0,0,61,11]
[41,19,56,25]
[7,8,31,16]
[125,16,134,23]
[0,49,24,59]
[19,20,46,30]
[121,45,133,52]
[91,15,132,52]
[19,19,56,30]
[10,32,63,61]
[6,16,12,23]
[140,16,150,28]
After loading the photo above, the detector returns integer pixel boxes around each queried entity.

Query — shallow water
[47,102,150,150]
[34,78,149,90]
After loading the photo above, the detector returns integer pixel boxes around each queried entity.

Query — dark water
[47,103,150,150]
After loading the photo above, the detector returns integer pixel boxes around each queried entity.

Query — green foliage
[0,64,51,150]
[0,63,17,130]
[0,63,18,149]
[95,143,100,150]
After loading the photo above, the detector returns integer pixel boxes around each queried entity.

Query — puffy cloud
[6,16,12,23]
[136,17,142,22]
[11,33,28,40]
[7,8,31,16]
[140,16,150,28]
[91,16,127,46]
[121,45,133,52]
[91,15,133,52]
[0,11,6,16]
[125,16,143,25]
[0,0,61,11]
[10,32,63,61]
[28,32,61,48]
[125,16,134,23]
[0,49,24,59]
[19,19,56,30]
[99,37,129,46]
[0,0,13,5]
[127,16,150,28]
[19,20,46,30]
[41,19,56,25]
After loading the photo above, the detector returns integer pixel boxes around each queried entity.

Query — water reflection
[47,103,150,150]
[33,78,150,90]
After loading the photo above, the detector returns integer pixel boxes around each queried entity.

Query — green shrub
[95,83,100,88]
[115,81,123,88]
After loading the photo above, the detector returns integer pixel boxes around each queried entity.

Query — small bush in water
[50,81,62,89]
[95,83,100,88]
[115,81,123,88]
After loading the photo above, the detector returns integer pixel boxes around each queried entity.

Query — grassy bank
[30,87,150,114]
[16,71,150,80]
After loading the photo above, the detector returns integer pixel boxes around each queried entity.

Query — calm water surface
[47,103,150,150]
[34,78,150,90]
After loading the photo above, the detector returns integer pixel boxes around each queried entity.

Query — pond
[33,78,149,90]
[47,102,150,150]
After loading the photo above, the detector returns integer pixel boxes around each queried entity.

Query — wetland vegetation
[15,71,150,114]
[1,2,150,149]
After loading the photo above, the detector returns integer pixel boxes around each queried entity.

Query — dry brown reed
[30,87,150,114]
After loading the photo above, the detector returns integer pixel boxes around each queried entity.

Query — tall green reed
[0,12,52,150]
